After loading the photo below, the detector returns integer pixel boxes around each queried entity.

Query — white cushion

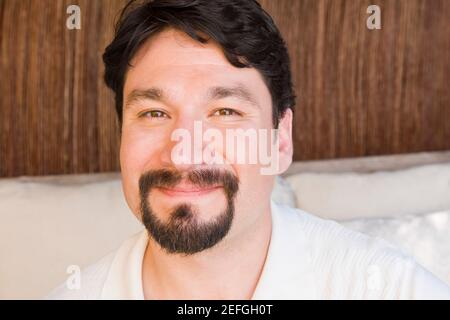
[285,163,450,220]
[341,210,450,286]
[0,174,143,299]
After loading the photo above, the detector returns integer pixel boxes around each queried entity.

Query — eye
[212,108,242,117]
[139,110,170,119]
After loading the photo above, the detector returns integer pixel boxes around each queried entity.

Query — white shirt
[47,201,450,299]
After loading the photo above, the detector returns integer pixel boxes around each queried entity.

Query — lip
[157,186,222,197]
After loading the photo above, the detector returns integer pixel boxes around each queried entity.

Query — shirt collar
[101,229,147,299]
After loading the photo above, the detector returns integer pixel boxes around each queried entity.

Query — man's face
[120,28,292,255]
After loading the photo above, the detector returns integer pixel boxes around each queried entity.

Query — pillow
[271,176,297,207]
[0,174,143,299]
[285,163,450,220]
[341,210,450,286]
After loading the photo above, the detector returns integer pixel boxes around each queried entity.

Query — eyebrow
[125,88,163,108]
[125,84,260,109]
[207,85,260,109]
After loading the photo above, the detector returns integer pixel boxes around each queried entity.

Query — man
[48,0,450,299]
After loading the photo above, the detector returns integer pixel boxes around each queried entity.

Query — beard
[138,168,239,255]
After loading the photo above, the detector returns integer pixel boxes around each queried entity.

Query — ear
[276,108,293,174]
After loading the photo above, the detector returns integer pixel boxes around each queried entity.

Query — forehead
[124,28,270,100]
[131,28,230,69]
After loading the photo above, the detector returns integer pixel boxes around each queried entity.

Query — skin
[120,28,293,299]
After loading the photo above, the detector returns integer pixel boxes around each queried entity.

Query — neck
[142,202,272,300]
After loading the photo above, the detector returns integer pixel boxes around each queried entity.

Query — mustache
[139,168,240,199]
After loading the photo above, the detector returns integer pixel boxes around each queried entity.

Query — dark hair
[103,0,296,128]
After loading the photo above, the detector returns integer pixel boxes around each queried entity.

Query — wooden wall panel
[261,0,450,160]
[1,0,123,177]
[1,0,449,177]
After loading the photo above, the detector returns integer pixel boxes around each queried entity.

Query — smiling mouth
[156,185,223,197]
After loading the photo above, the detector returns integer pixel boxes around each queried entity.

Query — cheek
[120,125,166,167]
[233,164,273,197]
[120,134,148,176]
[120,130,161,193]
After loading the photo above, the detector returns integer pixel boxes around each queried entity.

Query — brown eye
[140,110,169,119]
[213,108,241,117]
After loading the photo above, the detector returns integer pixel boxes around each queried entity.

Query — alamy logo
[367,5,382,30]
[66,5,81,30]
[366,264,384,292]
[66,265,81,290]
[170,121,280,175]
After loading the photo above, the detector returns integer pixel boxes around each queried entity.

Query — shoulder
[273,202,398,254]
[45,230,147,300]
[273,203,450,299]
[45,252,116,300]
